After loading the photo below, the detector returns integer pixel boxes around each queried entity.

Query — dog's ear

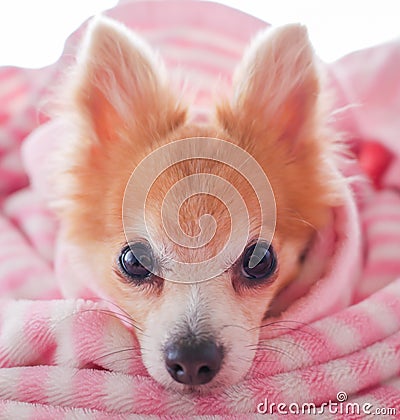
[217,24,320,142]
[69,17,186,142]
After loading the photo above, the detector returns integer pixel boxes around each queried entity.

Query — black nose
[164,340,223,385]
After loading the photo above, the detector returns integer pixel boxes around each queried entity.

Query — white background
[0,0,399,67]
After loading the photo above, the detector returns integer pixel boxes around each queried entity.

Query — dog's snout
[164,340,223,385]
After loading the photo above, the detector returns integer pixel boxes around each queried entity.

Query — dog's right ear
[217,24,320,144]
[68,17,186,142]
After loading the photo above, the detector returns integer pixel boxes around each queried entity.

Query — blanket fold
[0,1,399,418]
[0,279,399,416]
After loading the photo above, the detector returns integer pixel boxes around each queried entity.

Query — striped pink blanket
[1,1,400,418]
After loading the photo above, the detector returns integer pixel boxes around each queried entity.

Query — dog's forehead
[123,144,263,227]
[121,129,276,283]
[122,153,274,265]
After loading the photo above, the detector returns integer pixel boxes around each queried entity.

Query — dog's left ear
[68,16,186,142]
[217,24,320,142]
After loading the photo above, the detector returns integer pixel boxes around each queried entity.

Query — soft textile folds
[0,1,399,418]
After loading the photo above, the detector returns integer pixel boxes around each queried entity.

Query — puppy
[54,17,343,391]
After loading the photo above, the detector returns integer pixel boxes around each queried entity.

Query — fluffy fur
[53,17,344,390]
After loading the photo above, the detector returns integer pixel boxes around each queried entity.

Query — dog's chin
[145,360,249,394]
[177,382,226,395]
[155,375,233,395]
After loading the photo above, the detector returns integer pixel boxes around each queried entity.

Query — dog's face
[55,18,341,390]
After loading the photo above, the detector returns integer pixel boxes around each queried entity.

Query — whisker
[258,337,307,352]
[220,324,248,332]
[105,356,146,366]
[254,320,319,336]
[88,297,140,326]
[253,320,330,354]
[248,344,297,363]
[282,208,319,234]
[78,349,145,373]
[330,102,361,117]
[89,347,140,364]
[49,307,148,350]
[250,319,307,331]
[79,308,145,335]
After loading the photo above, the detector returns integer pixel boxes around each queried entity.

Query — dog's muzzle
[164,339,223,385]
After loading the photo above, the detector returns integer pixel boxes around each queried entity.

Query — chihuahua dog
[54,17,342,391]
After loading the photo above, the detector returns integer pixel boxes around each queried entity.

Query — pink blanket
[1,1,400,418]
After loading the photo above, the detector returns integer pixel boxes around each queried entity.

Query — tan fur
[53,18,344,390]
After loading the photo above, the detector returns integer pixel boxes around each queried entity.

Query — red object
[358,141,394,189]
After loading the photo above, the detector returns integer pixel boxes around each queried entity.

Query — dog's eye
[119,243,154,280]
[242,242,277,280]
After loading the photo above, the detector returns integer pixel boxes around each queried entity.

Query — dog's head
[54,18,342,390]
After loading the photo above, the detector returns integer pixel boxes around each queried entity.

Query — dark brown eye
[242,242,277,280]
[119,243,154,280]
